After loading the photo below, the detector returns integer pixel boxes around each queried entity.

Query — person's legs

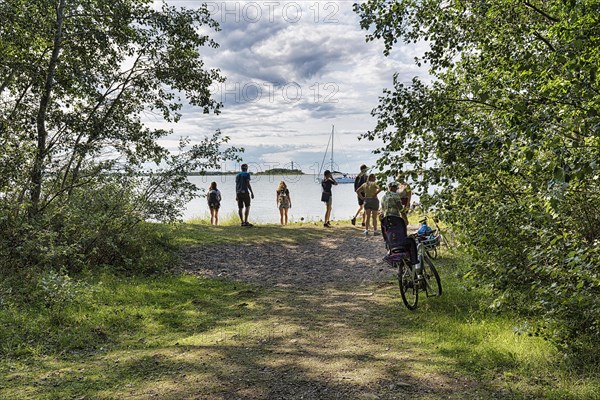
[364,209,371,233]
[283,208,288,225]
[279,207,284,225]
[237,194,244,224]
[238,194,251,225]
[371,210,378,232]
[352,204,363,224]
[324,204,332,225]
[214,208,219,225]
[401,211,408,227]
[210,208,215,225]
[352,196,365,225]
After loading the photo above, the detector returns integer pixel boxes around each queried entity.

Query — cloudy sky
[163,1,424,174]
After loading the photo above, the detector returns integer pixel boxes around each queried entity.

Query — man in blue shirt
[236,163,254,226]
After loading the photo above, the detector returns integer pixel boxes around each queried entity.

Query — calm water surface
[183,174,372,223]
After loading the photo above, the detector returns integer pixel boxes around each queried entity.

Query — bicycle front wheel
[398,261,418,310]
[440,232,451,248]
[426,246,438,260]
[422,255,442,297]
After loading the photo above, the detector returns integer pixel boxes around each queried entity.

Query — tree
[355,0,600,354]
[0,0,239,271]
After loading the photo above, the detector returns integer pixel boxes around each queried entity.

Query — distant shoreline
[189,169,306,176]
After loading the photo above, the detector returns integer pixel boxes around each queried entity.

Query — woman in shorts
[321,170,337,227]
[207,181,222,225]
[276,181,292,225]
[356,174,382,235]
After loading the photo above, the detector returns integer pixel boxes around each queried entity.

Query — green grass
[0,274,263,399]
[356,250,599,398]
[161,217,339,246]
[0,224,598,399]
[173,210,426,247]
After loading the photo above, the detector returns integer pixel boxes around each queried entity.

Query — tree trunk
[29,0,66,217]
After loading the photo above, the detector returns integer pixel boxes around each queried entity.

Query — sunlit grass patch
[1,224,599,399]
[162,221,337,247]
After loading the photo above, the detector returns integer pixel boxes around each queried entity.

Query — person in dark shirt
[235,163,254,227]
[207,181,222,225]
[321,170,337,227]
[351,164,368,226]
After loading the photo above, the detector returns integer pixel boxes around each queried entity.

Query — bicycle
[416,229,441,259]
[383,234,442,310]
[431,216,452,249]
[416,215,442,259]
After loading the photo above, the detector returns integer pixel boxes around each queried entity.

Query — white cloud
[157,1,428,173]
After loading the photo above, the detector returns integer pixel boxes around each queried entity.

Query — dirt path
[180,227,398,289]
[177,227,500,400]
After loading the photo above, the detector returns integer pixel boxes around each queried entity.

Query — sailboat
[317,125,355,184]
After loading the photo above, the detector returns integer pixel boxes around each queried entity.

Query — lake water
[183,174,369,223]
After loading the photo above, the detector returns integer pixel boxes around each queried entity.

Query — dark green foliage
[0,190,176,276]
[355,0,600,354]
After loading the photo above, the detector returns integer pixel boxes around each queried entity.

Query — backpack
[278,189,290,206]
[208,190,219,204]
[278,189,288,201]
[417,224,433,235]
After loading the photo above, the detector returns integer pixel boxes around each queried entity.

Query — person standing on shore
[351,164,368,226]
[276,181,292,225]
[235,163,254,227]
[397,176,412,226]
[207,181,222,225]
[321,170,337,227]
[356,173,382,235]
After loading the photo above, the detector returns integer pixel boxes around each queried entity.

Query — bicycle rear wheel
[398,261,418,310]
[422,254,442,297]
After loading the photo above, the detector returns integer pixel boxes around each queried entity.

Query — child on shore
[207,181,221,225]
[276,181,292,225]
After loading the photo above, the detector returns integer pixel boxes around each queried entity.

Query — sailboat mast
[330,125,334,171]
